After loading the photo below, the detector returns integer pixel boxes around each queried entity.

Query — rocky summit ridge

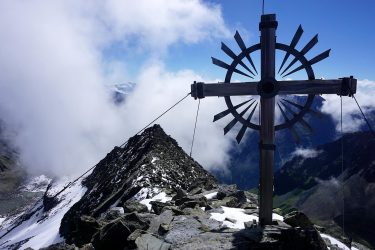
[1,124,346,250]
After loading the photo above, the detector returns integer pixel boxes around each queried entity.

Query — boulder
[209,196,239,208]
[216,184,237,200]
[92,213,148,250]
[122,200,148,213]
[39,242,77,250]
[101,208,124,221]
[172,188,187,201]
[175,195,207,209]
[135,233,171,250]
[148,210,174,234]
[284,211,315,229]
[232,224,327,250]
[73,215,101,246]
[150,200,173,215]
[92,219,131,250]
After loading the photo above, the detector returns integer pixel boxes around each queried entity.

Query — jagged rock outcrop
[60,124,217,244]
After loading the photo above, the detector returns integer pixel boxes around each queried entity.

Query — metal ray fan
[210,26,330,144]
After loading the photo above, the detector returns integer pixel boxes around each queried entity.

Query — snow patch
[151,157,159,164]
[0,217,6,226]
[320,233,358,250]
[204,191,217,200]
[210,206,283,229]
[140,192,172,211]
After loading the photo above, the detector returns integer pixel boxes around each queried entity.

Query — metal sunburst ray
[280,34,319,76]
[283,49,331,77]
[236,102,258,144]
[224,101,255,135]
[280,101,313,133]
[278,25,303,74]
[212,57,253,79]
[221,42,256,76]
[234,31,258,75]
[277,103,301,144]
[282,98,324,118]
[213,99,252,122]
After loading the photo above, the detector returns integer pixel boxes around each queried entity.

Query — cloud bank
[0,0,231,176]
[320,79,375,133]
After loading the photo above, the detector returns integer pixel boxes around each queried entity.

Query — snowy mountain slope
[0,178,86,250]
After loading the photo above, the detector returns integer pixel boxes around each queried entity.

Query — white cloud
[292,148,323,159]
[0,0,231,176]
[320,79,375,133]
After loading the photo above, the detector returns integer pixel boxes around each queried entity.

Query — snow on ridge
[140,192,172,211]
[320,233,359,250]
[204,191,217,200]
[0,179,87,250]
[209,206,284,230]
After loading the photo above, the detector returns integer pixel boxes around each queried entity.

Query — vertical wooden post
[259,14,277,226]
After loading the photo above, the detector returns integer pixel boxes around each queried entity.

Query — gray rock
[92,219,131,250]
[79,243,95,250]
[122,200,148,213]
[216,184,237,200]
[189,187,203,195]
[209,196,239,208]
[182,207,206,216]
[170,232,235,250]
[127,229,144,249]
[161,206,184,215]
[73,215,101,246]
[172,188,188,201]
[232,224,327,250]
[39,243,77,250]
[175,195,207,207]
[164,216,203,245]
[150,200,173,215]
[284,211,315,229]
[135,234,171,250]
[148,210,174,234]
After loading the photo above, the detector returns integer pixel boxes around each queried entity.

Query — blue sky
[163,0,375,81]
[0,0,374,176]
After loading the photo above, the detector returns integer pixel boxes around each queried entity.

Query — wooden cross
[190,14,357,226]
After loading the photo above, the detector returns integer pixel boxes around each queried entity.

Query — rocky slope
[0,124,346,250]
[274,131,375,248]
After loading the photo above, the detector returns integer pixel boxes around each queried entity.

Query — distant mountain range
[110,82,136,104]
[212,95,375,190]
[274,131,375,248]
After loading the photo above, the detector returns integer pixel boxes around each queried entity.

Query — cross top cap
[259,14,278,30]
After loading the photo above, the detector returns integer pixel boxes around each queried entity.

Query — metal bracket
[340,76,357,97]
[259,142,276,151]
[191,81,205,99]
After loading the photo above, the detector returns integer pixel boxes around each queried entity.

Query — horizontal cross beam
[191,77,357,99]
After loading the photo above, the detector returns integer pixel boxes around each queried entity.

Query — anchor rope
[190,99,201,157]
[0,91,191,240]
[351,94,375,136]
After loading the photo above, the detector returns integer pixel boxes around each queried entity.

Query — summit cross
[190,14,356,226]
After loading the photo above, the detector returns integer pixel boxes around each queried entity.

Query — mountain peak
[60,124,217,242]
